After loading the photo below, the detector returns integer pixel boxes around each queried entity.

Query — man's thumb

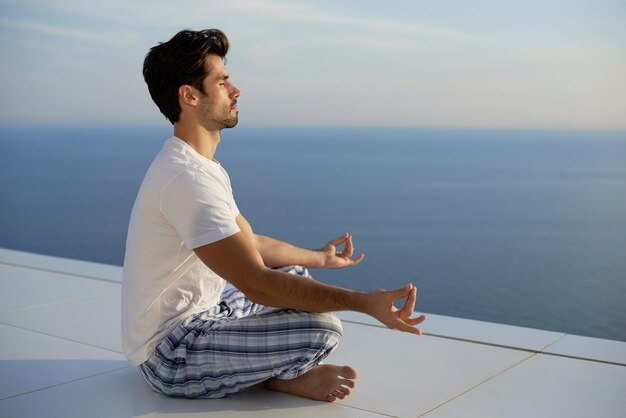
[388,283,413,300]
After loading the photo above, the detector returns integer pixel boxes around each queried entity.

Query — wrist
[345,289,370,314]
[313,249,328,268]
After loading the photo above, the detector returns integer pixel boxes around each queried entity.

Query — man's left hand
[319,233,365,269]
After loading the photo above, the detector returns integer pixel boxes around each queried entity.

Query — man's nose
[230,84,241,99]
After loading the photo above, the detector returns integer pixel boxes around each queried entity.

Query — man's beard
[197,95,239,130]
[199,110,239,131]
[220,114,239,130]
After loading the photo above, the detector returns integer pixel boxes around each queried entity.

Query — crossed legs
[139,267,357,401]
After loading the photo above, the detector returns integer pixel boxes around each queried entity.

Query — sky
[0,0,625,130]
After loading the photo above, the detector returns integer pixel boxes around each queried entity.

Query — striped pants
[138,266,343,399]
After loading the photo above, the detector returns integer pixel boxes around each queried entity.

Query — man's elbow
[230,265,269,305]
[251,233,266,254]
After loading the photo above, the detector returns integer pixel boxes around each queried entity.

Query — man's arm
[236,213,365,269]
[193,230,426,335]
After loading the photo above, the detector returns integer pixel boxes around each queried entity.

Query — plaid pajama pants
[138,265,343,399]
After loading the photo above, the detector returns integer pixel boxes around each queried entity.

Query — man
[122,28,426,402]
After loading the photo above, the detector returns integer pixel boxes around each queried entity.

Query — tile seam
[339,403,399,418]
[0,365,131,402]
[342,320,624,365]
[535,351,626,367]
[0,322,125,355]
[342,319,542,354]
[0,290,120,317]
[538,332,567,352]
[535,333,625,366]
[416,352,538,417]
[0,261,121,284]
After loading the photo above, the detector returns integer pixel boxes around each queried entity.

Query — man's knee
[279,311,342,378]
[319,311,343,337]
[303,311,343,350]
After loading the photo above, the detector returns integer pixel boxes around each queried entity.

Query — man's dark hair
[143,29,229,124]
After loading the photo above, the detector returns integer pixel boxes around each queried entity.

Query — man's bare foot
[263,364,358,402]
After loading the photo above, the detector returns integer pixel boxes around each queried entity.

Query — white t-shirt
[121,136,241,366]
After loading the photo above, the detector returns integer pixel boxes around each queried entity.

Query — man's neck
[173,123,221,161]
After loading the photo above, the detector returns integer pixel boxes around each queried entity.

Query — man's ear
[179,85,199,107]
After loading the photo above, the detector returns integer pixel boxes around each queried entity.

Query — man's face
[197,54,241,130]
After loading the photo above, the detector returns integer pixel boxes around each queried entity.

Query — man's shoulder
[139,138,229,198]
[155,138,224,175]
[147,143,200,179]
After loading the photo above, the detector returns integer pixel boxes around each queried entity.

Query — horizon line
[1,122,625,134]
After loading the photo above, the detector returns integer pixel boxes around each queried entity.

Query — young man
[122,29,426,402]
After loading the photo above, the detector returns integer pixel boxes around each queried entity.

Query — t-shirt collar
[167,136,221,166]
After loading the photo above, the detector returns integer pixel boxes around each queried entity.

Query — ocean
[1,125,625,341]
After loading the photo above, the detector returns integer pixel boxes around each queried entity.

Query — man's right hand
[363,284,427,335]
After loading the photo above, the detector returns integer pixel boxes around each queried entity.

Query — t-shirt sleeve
[160,169,240,250]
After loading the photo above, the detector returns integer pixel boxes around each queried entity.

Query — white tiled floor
[338,311,565,352]
[328,322,532,417]
[0,367,387,418]
[0,265,118,315]
[543,334,626,365]
[0,248,122,283]
[422,354,626,418]
[1,249,625,418]
[1,291,123,352]
[0,324,128,400]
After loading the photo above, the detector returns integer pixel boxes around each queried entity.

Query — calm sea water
[1,125,625,341]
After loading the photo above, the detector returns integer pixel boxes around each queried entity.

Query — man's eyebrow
[219,74,230,80]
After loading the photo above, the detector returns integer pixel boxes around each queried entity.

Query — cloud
[0,17,140,47]
[11,0,482,43]
[216,0,483,41]
[1,0,624,129]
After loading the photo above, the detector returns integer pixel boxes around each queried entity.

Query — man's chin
[222,116,239,130]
